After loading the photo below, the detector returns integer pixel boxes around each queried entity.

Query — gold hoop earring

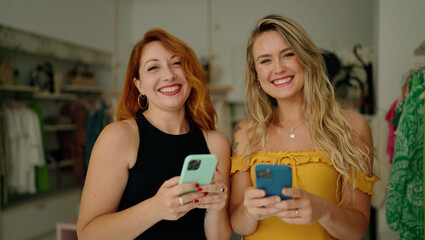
[138,93,148,110]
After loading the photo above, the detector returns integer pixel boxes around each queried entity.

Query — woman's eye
[172,61,182,66]
[260,59,271,64]
[283,52,295,58]
[147,66,159,71]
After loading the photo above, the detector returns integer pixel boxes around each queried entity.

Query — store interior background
[0,0,424,239]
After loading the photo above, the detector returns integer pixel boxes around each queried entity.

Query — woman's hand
[152,176,205,221]
[194,168,227,212]
[243,187,283,220]
[273,188,327,224]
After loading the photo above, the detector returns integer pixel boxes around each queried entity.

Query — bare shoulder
[97,119,138,144]
[203,129,231,153]
[202,129,231,171]
[231,118,250,157]
[341,110,371,136]
[92,118,139,168]
[341,110,373,154]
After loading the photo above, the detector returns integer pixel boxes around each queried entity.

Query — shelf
[44,124,77,132]
[0,84,102,98]
[414,40,425,56]
[210,86,232,94]
[33,92,77,101]
[0,84,38,92]
[61,85,102,93]
[0,24,112,66]
[47,159,75,170]
[2,185,80,211]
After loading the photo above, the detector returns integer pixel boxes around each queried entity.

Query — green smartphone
[179,154,218,188]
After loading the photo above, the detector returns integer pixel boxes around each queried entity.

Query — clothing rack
[333,45,375,115]
[385,66,424,239]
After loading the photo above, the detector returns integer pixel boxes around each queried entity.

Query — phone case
[255,164,292,200]
[179,154,218,186]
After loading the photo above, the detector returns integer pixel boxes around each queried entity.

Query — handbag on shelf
[0,57,15,85]
[68,61,95,86]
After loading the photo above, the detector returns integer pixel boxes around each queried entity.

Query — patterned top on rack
[386,72,424,240]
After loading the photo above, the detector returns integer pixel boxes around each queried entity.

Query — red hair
[116,28,216,130]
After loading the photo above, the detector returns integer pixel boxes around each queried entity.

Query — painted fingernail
[204,192,208,196]
[195,183,200,188]
[197,187,203,192]
[215,168,218,172]
[194,199,199,203]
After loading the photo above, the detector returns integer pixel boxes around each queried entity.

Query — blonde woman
[229,14,379,240]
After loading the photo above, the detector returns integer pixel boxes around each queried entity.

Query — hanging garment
[28,102,50,192]
[85,103,107,169]
[59,102,87,184]
[5,105,45,194]
[386,99,398,163]
[386,73,424,239]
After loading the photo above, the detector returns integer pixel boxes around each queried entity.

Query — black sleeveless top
[117,114,210,239]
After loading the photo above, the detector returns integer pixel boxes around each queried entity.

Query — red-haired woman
[77,29,232,240]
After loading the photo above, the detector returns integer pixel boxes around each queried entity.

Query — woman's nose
[274,59,286,73]
[162,65,176,81]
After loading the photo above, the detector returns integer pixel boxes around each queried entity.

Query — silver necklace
[280,121,304,139]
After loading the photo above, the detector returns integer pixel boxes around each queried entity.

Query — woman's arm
[202,130,233,240]
[276,111,374,240]
[228,120,282,236]
[77,120,201,240]
[319,111,374,239]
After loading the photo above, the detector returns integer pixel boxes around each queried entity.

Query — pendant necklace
[280,121,304,139]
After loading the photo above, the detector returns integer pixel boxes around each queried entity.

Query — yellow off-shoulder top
[231,150,379,240]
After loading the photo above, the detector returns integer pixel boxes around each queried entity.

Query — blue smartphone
[255,164,292,200]
[179,154,218,186]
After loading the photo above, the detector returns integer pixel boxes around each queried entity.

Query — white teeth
[159,86,181,93]
[273,77,292,85]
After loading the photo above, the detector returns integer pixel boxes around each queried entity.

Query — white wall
[0,0,115,53]
[376,0,425,111]
[130,0,375,101]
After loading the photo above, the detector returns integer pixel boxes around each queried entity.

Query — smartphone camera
[257,169,272,178]
[188,159,201,170]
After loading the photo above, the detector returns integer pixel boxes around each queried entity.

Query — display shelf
[0,85,38,92]
[43,124,77,132]
[210,86,232,94]
[33,92,78,101]
[414,40,425,56]
[2,185,80,211]
[47,159,74,170]
[61,84,102,94]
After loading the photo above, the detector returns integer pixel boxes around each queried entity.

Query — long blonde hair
[243,14,373,200]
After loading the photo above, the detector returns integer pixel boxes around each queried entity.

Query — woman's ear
[133,78,144,95]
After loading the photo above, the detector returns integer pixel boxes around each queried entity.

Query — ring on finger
[179,197,184,206]
[295,209,299,217]
[217,195,221,203]
[219,184,224,193]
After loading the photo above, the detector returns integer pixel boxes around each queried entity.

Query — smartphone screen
[255,164,292,200]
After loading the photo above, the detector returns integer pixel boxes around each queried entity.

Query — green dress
[386,73,424,239]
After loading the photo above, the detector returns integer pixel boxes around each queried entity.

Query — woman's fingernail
[194,199,199,203]
[197,187,203,192]
[215,168,218,172]
[195,183,200,188]
[204,192,208,196]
